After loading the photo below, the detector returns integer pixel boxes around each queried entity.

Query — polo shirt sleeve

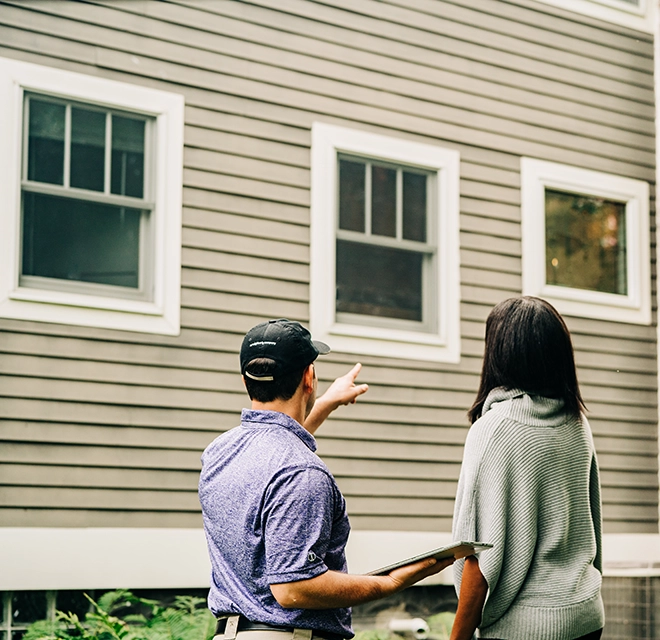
[262,465,342,584]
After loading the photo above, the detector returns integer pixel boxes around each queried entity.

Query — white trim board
[1,528,657,591]
[521,157,651,325]
[310,122,461,363]
[532,0,656,33]
[0,56,184,335]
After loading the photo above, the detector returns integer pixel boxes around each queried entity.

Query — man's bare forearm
[271,557,454,609]
[271,571,395,609]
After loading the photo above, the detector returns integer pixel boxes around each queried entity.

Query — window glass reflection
[336,239,423,321]
[22,192,141,289]
[28,99,65,185]
[339,159,365,232]
[70,107,106,192]
[371,165,396,238]
[112,115,145,198]
[545,189,627,295]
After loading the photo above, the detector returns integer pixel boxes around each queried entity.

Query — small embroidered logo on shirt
[308,552,317,562]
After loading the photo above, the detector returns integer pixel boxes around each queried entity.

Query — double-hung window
[521,158,651,324]
[311,123,460,362]
[22,95,151,298]
[0,57,184,334]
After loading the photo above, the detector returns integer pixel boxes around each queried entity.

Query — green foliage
[352,631,393,640]
[426,611,455,640]
[24,590,217,640]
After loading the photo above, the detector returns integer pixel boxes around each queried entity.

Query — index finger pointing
[347,362,362,381]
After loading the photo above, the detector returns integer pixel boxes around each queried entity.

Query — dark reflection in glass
[545,189,626,295]
[371,165,396,237]
[56,591,91,619]
[112,115,145,198]
[403,171,427,242]
[28,99,65,185]
[22,192,141,288]
[336,239,422,321]
[339,159,365,232]
[11,592,47,624]
[70,107,105,192]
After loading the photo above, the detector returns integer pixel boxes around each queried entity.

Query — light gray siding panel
[0,0,655,535]
[0,463,199,490]
[0,486,202,511]
[184,189,309,226]
[183,248,309,283]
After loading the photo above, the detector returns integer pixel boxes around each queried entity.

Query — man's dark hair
[243,358,307,403]
[468,296,586,424]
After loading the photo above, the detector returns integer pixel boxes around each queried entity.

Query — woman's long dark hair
[468,296,586,424]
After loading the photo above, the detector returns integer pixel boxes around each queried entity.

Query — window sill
[531,284,651,325]
[316,321,461,363]
[1,288,180,335]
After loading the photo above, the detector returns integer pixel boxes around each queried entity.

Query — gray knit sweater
[452,387,604,640]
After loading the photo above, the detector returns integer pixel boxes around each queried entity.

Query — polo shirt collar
[240,408,317,452]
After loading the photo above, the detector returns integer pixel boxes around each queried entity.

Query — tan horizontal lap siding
[0,0,656,534]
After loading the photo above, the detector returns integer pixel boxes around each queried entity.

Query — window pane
[56,591,90,618]
[336,239,423,321]
[11,592,46,624]
[403,171,427,242]
[28,99,65,185]
[371,165,396,237]
[70,107,105,192]
[111,115,145,198]
[545,189,627,295]
[339,159,365,232]
[22,192,141,288]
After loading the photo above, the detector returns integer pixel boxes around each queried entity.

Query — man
[199,319,453,640]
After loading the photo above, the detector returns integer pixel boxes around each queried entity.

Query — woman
[450,296,604,640]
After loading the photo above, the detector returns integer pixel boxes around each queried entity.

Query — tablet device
[366,541,493,576]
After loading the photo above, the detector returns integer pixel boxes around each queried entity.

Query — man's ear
[302,364,315,393]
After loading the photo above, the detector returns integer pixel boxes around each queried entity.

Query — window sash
[335,155,436,332]
[23,94,150,199]
[20,93,154,301]
[337,154,433,247]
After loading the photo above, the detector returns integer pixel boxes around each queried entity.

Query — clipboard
[366,541,493,576]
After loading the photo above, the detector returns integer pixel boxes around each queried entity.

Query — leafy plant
[24,590,216,640]
[426,611,455,640]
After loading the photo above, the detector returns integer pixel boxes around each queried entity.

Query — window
[0,57,184,334]
[532,0,654,33]
[0,591,58,640]
[311,123,460,362]
[521,158,650,325]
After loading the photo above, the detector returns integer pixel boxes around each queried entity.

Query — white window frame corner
[310,122,461,363]
[532,0,655,33]
[0,56,184,335]
[521,157,651,326]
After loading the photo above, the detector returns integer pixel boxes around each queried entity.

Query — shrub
[24,589,217,640]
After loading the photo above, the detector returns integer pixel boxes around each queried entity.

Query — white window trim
[310,122,460,363]
[521,158,651,325]
[533,0,655,33]
[0,57,184,335]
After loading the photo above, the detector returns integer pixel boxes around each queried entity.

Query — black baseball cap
[240,319,330,382]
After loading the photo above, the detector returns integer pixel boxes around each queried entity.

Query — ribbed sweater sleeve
[452,389,604,640]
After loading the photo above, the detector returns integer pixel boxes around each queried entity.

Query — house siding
[0,0,656,535]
